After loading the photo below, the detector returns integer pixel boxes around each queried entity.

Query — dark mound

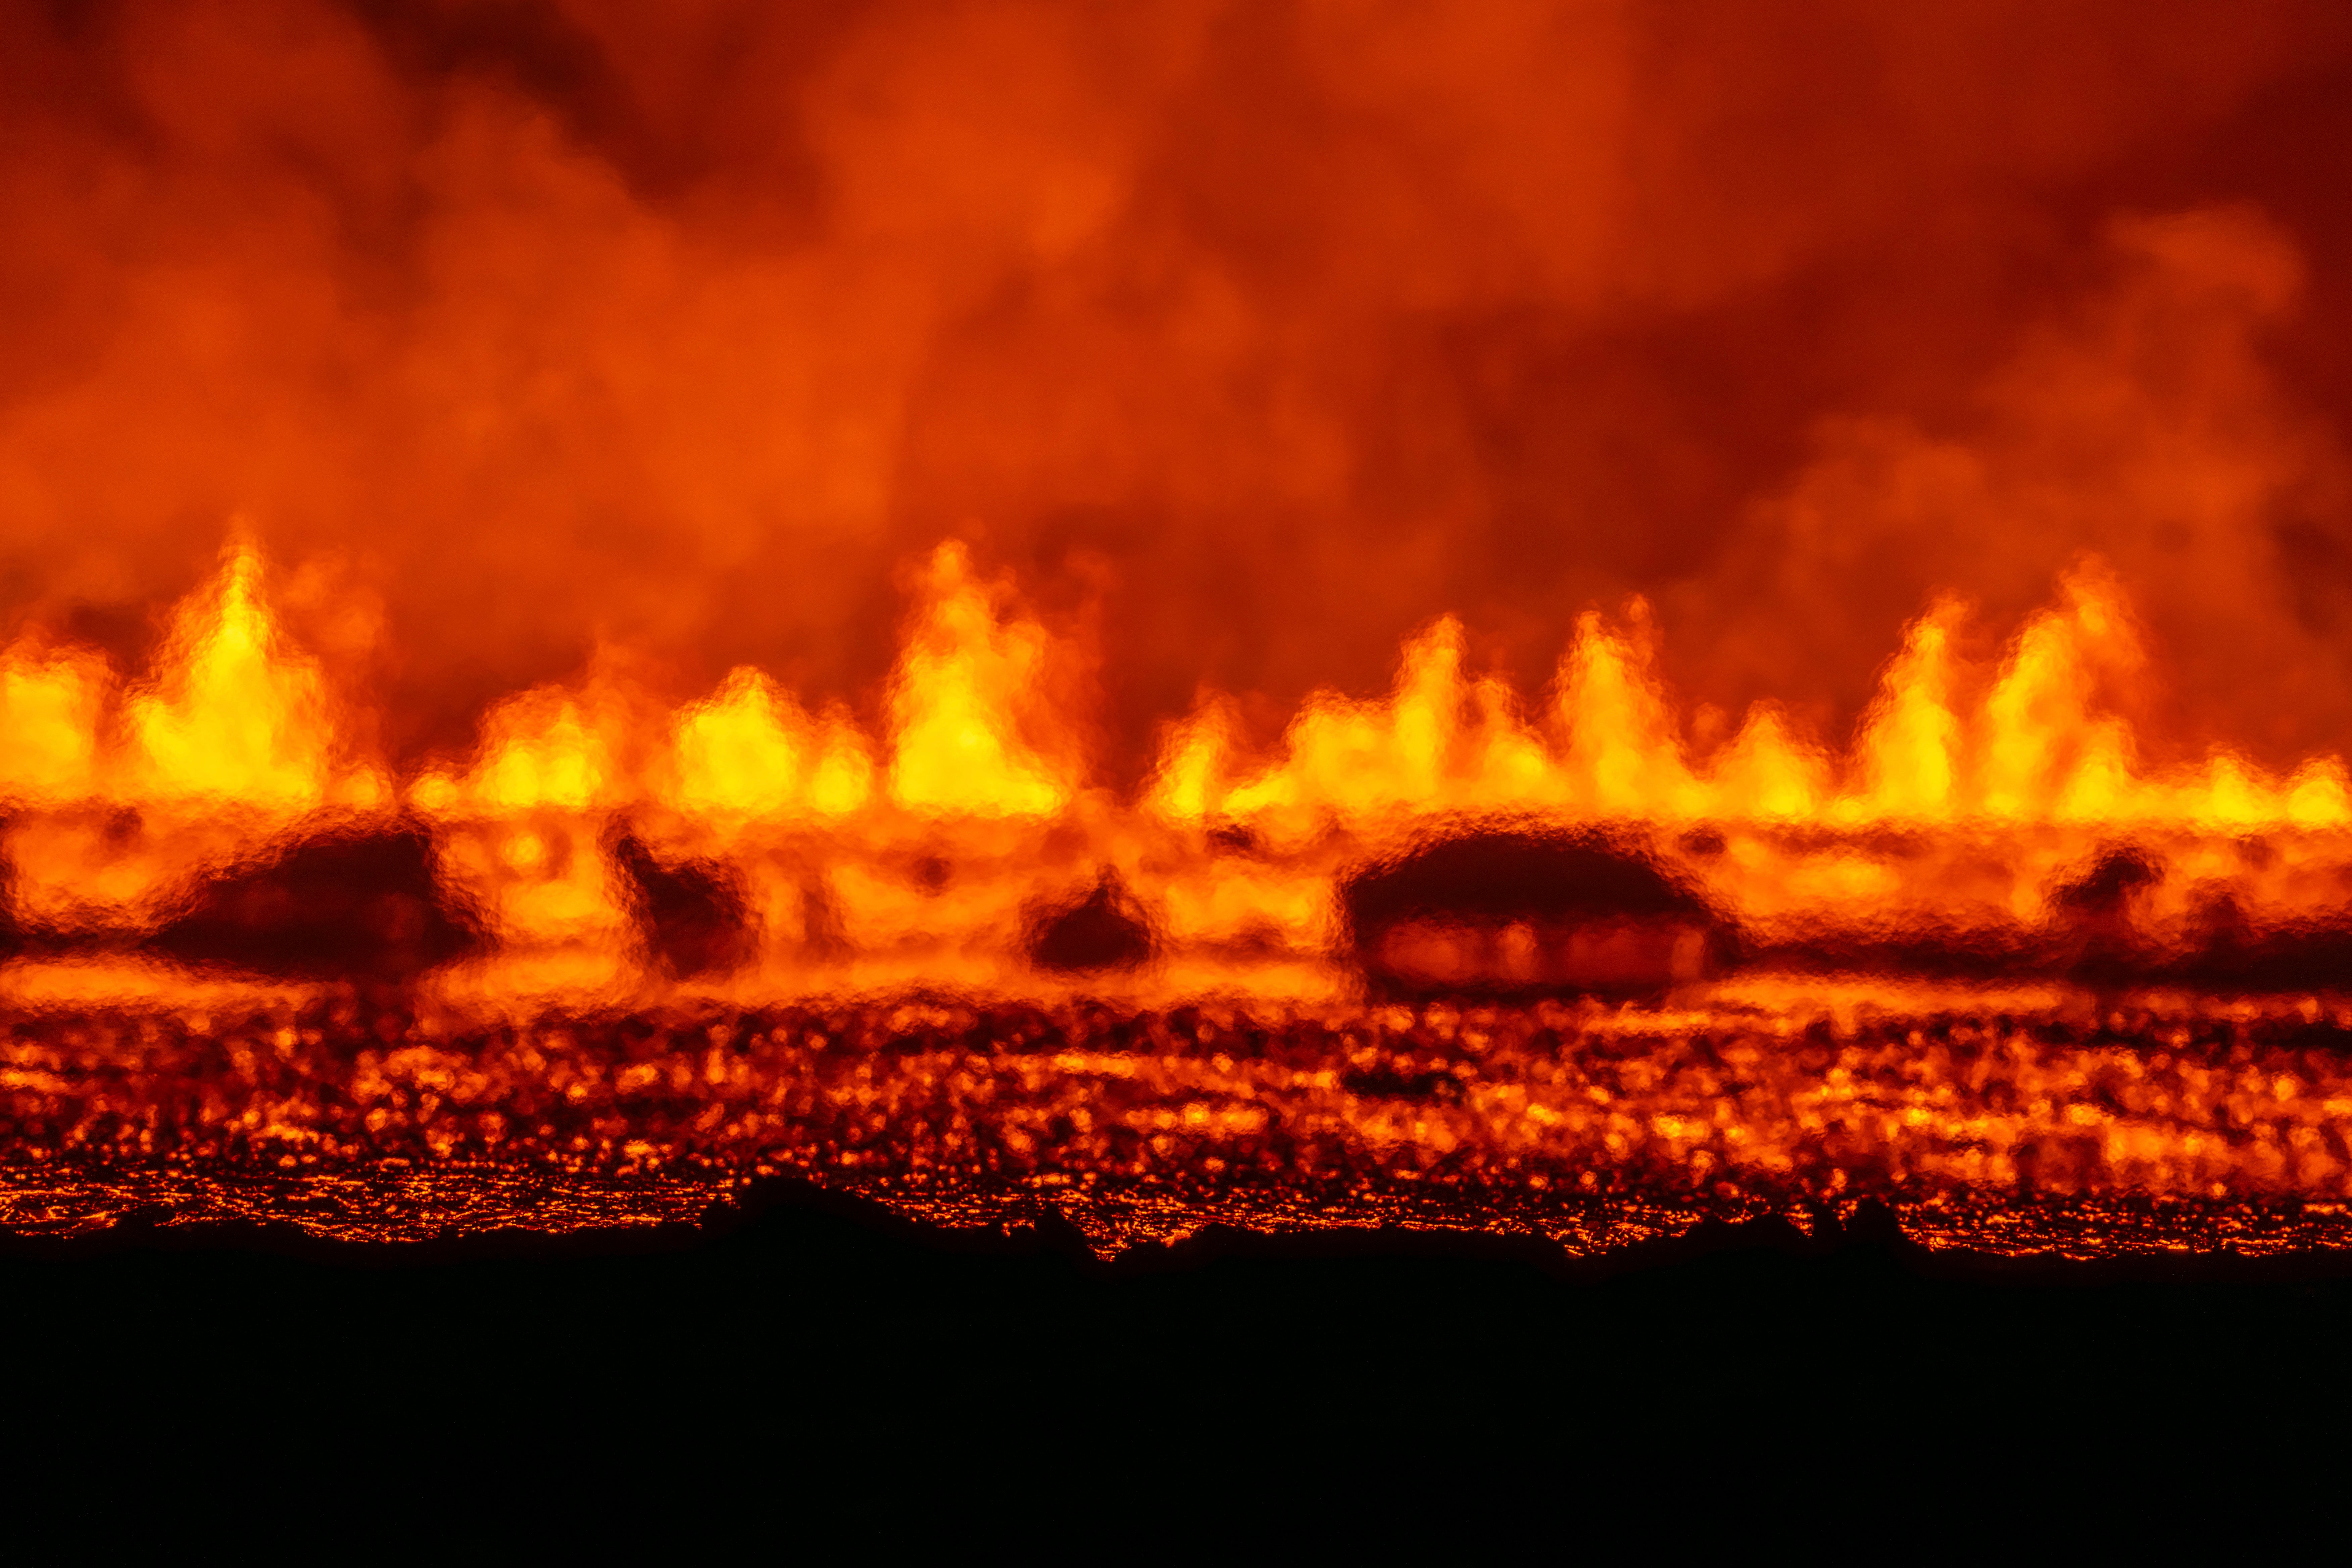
[2048,847,2352,992]
[1342,830,1726,998]
[1027,873,1155,973]
[1343,830,1715,935]
[144,826,480,980]
[2052,846,2162,916]
[612,832,756,979]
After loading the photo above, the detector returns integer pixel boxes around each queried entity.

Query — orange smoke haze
[6,0,2352,780]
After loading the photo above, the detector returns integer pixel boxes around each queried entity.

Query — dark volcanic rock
[2048,843,2165,986]
[145,826,481,980]
[1027,873,1155,973]
[2052,846,2162,916]
[1342,830,1727,998]
[2043,845,2352,992]
[1345,831,1713,930]
[611,831,757,978]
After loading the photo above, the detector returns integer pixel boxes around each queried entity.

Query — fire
[0,542,357,813]
[884,542,1075,819]
[0,643,105,805]
[1156,560,2350,834]
[6,3,2352,1255]
[0,541,388,940]
[0,533,2347,1013]
[670,669,874,823]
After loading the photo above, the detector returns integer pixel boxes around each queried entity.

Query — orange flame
[884,542,1075,818]
[5,535,2352,1007]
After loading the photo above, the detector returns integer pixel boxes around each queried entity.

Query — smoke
[3,0,2351,778]
[1677,204,2352,764]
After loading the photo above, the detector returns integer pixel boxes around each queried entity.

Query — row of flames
[1,535,2348,1005]
[4,539,2338,831]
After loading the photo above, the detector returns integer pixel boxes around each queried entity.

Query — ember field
[10,979,2352,1260]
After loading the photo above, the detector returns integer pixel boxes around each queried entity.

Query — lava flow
[10,1,2352,1258]
[5,542,2352,1255]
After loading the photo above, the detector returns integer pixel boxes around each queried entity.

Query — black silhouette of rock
[1346,831,1711,929]
[144,826,480,979]
[1026,873,1154,973]
[1342,830,1725,998]
[611,831,756,978]
[2052,846,2161,918]
[2048,844,2159,983]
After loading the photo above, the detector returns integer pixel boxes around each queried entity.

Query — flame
[671,668,874,822]
[1852,603,1962,818]
[0,541,377,814]
[0,643,106,805]
[5,534,2352,1006]
[0,543,388,934]
[885,542,1075,818]
[125,545,331,807]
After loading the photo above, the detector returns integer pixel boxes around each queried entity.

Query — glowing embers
[9,993,2352,1255]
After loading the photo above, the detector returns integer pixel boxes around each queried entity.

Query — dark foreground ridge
[10,1181,2352,1464]
[13,1183,2352,1540]
[15,1175,2352,1284]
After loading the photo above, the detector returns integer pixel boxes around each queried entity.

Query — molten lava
[0,540,2349,1253]
[9,0,2352,1258]
[5,539,2347,1008]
